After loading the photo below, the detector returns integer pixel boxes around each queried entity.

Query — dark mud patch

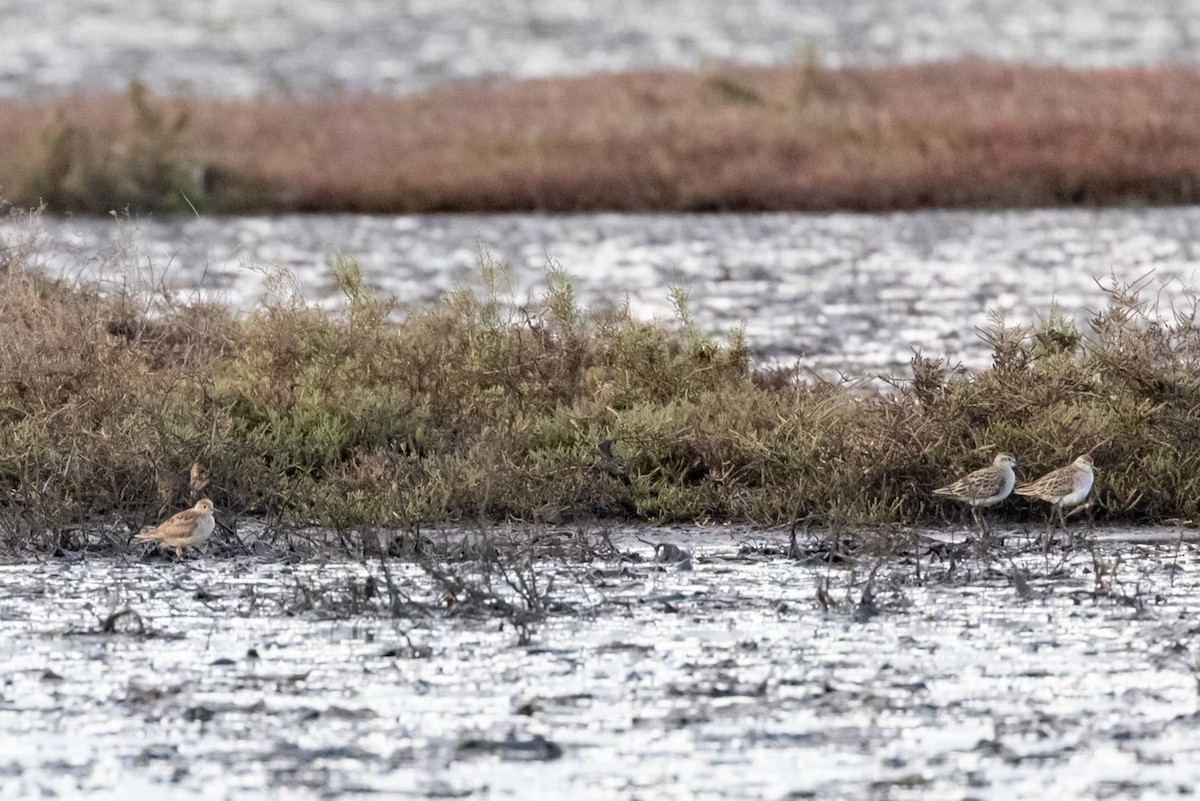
[0,527,1198,799]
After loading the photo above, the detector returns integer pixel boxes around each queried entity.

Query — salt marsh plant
[1,227,1199,554]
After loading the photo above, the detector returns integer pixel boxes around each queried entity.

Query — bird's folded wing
[976,469,1008,497]
[1015,468,1061,495]
[135,510,202,541]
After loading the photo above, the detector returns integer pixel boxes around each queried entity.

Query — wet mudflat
[1,529,1198,800]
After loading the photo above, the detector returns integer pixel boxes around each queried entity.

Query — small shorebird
[1015,454,1095,527]
[933,453,1018,532]
[134,499,216,559]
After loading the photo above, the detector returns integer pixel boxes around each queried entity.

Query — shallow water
[1,529,1198,799]
[9,207,1200,375]
[5,0,1200,100]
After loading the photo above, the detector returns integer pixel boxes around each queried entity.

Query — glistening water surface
[6,0,1200,99]
[1,530,1198,800]
[9,207,1200,375]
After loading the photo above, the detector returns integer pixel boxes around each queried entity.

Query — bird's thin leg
[972,507,991,554]
[967,506,981,557]
[1038,506,1055,552]
[1044,505,1066,553]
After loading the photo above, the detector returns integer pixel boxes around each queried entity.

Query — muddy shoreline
[11,518,1200,564]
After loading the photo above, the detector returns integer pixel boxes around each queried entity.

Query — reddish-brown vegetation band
[3,60,1200,213]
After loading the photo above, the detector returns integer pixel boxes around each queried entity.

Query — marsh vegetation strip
[10,63,1200,214]
[7,0,1200,98]
[5,219,1200,531]
[1,531,1199,799]
[13,206,1200,374]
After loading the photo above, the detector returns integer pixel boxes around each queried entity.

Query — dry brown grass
[5,61,1200,213]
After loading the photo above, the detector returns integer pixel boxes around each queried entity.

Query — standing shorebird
[933,453,1018,533]
[1014,454,1095,528]
[134,499,216,559]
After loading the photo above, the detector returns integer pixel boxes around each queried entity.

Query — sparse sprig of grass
[3,225,1200,553]
[15,81,208,214]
